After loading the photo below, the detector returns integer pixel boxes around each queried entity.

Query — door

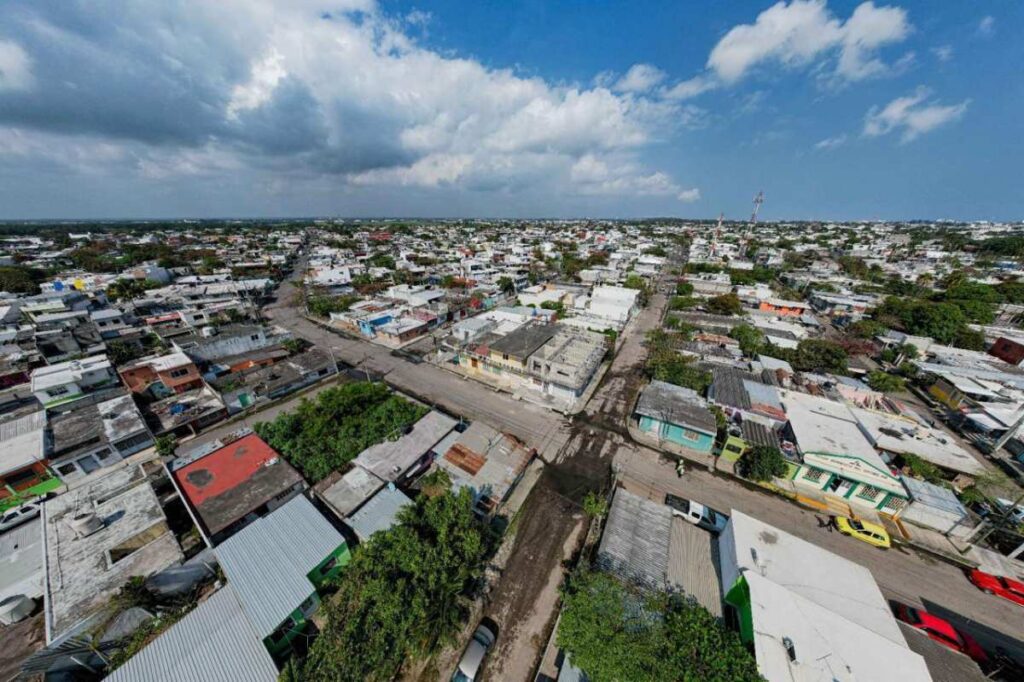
[828,476,855,498]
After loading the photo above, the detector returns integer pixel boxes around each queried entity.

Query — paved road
[263,278,572,461]
[615,446,1024,664]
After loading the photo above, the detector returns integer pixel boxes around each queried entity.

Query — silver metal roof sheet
[104,583,278,682]
[215,495,344,637]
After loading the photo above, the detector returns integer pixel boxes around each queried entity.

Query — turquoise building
[634,380,717,454]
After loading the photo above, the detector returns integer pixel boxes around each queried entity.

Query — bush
[676,281,694,296]
[255,383,428,482]
[705,293,743,316]
[744,446,788,482]
[558,571,760,682]
[867,371,905,393]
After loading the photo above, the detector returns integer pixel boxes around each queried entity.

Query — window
[725,444,743,454]
[56,462,78,476]
[94,448,113,461]
[250,334,260,341]
[268,616,298,645]
[682,429,700,442]
[48,386,70,397]
[802,467,827,483]
[319,555,338,576]
[857,485,882,501]
[169,367,190,378]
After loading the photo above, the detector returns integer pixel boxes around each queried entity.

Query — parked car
[452,623,497,682]
[994,498,1024,525]
[664,494,729,534]
[891,601,988,664]
[967,569,1024,607]
[0,502,41,534]
[834,516,891,549]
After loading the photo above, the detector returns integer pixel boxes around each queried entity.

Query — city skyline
[0,0,1019,220]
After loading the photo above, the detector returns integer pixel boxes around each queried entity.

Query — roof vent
[69,512,104,538]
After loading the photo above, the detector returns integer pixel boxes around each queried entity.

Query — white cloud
[977,15,995,37]
[0,0,693,205]
[0,40,33,91]
[661,75,717,101]
[931,45,953,62]
[226,48,287,120]
[835,1,911,81]
[613,64,667,93]
[814,133,847,150]
[569,153,697,201]
[863,86,969,142]
[706,1,910,85]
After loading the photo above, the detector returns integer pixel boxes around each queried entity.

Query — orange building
[119,351,203,397]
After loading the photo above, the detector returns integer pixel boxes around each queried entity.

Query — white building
[720,510,931,682]
[30,355,116,407]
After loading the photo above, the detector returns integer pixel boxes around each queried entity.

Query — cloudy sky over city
[0,0,1019,219]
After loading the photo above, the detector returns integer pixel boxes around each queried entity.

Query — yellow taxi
[834,516,891,549]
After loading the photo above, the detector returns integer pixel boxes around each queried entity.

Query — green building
[215,494,351,659]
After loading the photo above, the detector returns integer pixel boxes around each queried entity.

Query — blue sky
[0,1,1019,220]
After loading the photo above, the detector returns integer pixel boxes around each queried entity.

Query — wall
[638,416,715,453]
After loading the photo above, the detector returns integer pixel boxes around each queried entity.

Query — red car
[891,602,988,664]
[967,569,1024,607]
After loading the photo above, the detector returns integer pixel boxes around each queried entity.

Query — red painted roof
[174,433,282,506]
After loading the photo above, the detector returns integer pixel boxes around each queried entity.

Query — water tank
[70,512,104,538]
[0,595,36,625]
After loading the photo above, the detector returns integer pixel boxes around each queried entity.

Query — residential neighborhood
[0,216,1021,682]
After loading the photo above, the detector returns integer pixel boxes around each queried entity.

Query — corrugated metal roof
[215,495,344,637]
[635,380,717,435]
[596,488,672,591]
[346,485,413,542]
[104,584,278,682]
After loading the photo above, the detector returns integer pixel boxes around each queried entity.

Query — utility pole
[741,191,764,258]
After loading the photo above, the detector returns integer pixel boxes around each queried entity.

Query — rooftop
[104,583,278,682]
[315,465,385,518]
[722,509,906,647]
[171,432,304,538]
[635,380,717,435]
[354,410,456,482]
[488,323,557,360]
[346,484,412,542]
[42,464,184,642]
[215,495,346,637]
[0,409,47,476]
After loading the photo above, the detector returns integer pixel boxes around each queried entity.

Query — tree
[675,281,694,296]
[705,293,743,316]
[773,339,849,374]
[254,382,428,482]
[154,434,178,459]
[744,445,788,482]
[867,371,905,393]
[953,326,985,351]
[106,278,150,302]
[107,340,143,366]
[728,324,765,357]
[0,266,43,295]
[497,276,516,296]
[557,571,760,682]
[302,471,491,681]
[645,332,712,393]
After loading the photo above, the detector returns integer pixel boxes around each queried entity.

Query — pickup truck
[664,494,729,534]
